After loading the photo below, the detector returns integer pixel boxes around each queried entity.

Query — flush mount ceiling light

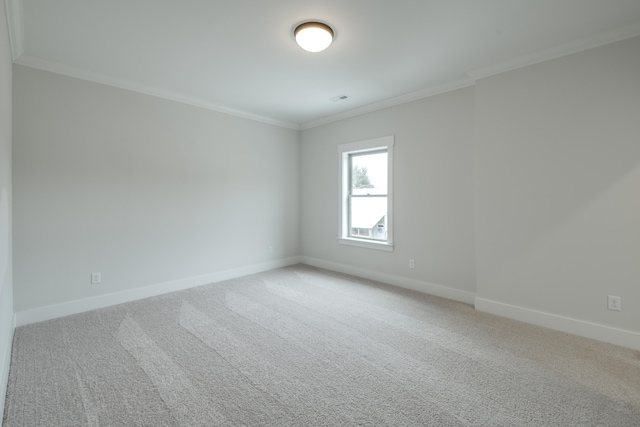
[294,21,334,53]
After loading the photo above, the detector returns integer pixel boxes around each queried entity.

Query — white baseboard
[16,257,302,326]
[475,297,640,351]
[300,256,476,305]
[0,314,16,424]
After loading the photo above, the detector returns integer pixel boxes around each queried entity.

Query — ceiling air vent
[330,94,350,102]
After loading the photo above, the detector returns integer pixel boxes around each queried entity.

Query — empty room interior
[1,0,640,425]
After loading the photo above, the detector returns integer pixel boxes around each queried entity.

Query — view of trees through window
[352,165,373,189]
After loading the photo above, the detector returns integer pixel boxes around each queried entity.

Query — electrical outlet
[607,295,621,311]
[268,245,273,253]
[409,259,415,269]
[91,272,101,284]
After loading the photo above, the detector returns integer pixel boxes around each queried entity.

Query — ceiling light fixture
[294,21,334,53]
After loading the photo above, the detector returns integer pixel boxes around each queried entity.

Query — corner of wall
[1,0,15,420]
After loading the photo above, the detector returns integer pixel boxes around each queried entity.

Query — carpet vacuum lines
[3,265,640,426]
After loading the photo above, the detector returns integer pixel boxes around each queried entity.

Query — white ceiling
[6,0,640,129]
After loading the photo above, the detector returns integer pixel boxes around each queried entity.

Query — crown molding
[14,55,301,130]
[300,77,476,130]
[5,0,24,61]
[303,21,640,130]
[467,20,640,80]
[10,17,640,132]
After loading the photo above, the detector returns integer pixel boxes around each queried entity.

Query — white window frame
[338,136,394,251]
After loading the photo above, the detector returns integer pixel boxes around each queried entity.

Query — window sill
[337,237,394,252]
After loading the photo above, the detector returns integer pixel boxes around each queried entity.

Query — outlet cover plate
[607,295,621,311]
[91,272,101,284]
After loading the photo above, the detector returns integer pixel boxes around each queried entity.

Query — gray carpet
[3,265,640,426]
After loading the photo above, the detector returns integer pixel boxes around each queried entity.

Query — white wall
[300,36,640,348]
[474,36,640,337]
[0,0,14,419]
[7,26,640,354]
[300,88,477,302]
[13,66,300,314]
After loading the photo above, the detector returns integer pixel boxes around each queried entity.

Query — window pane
[349,196,387,241]
[351,151,387,195]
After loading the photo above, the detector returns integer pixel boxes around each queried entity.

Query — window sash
[347,194,388,241]
[348,149,387,196]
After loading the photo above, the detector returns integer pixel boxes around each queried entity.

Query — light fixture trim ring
[293,21,335,39]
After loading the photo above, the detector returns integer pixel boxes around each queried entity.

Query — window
[338,136,394,251]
